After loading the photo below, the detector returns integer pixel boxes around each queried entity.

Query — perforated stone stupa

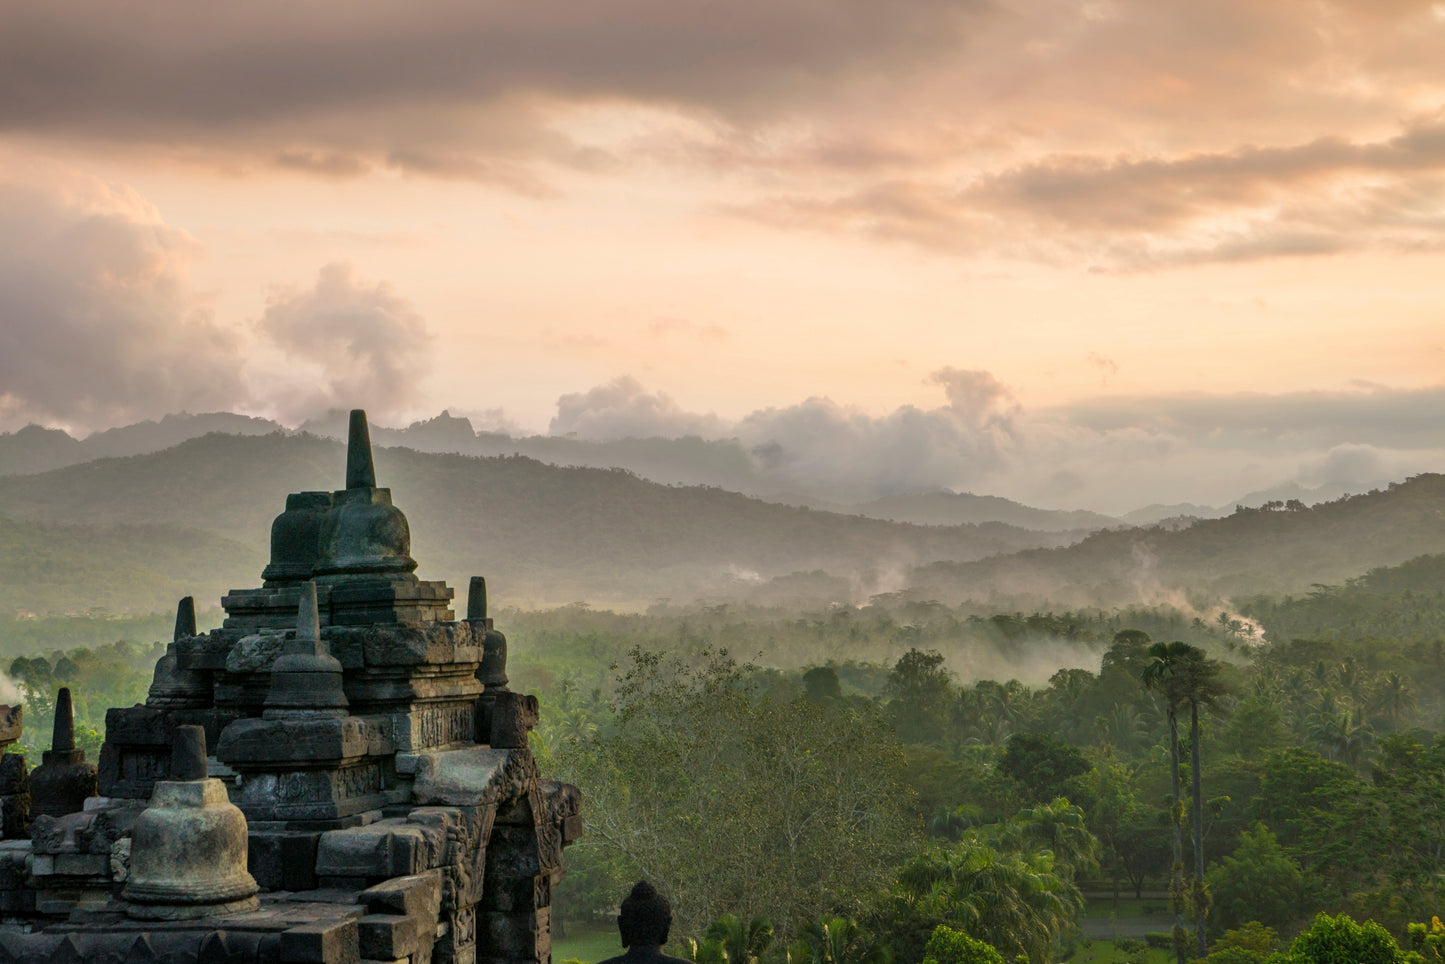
[0,410,582,964]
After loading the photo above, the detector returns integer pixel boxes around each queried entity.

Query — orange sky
[1,0,1443,510]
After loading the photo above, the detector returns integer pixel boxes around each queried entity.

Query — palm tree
[704,914,774,964]
[1001,798,1101,881]
[1370,672,1416,733]
[1141,642,1227,962]
[895,843,1081,964]
[1141,644,1189,964]
[793,917,890,964]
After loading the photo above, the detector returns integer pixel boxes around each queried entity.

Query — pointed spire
[51,687,75,752]
[467,576,487,621]
[345,409,376,489]
[171,724,208,782]
[296,580,320,643]
[173,596,196,641]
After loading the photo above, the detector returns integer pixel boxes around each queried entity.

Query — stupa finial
[296,580,321,642]
[174,596,196,641]
[52,687,75,753]
[467,576,487,621]
[345,409,376,489]
[170,724,208,781]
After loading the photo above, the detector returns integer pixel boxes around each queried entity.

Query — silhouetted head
[618,881,671,948]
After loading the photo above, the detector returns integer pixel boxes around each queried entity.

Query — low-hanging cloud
[0,173,247,430]
[257,263,433,423]
[549,376,727,439]
[541,374,1445,514]
[549,368,1020,501]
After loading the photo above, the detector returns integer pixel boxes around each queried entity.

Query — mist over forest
[1,393,1445,964]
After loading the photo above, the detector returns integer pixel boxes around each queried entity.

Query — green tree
[1142,641,1227,960]
[921,926,1005,964]
[1204,922,1278,964]
[558,648,916,936]
[792,917,891,964]
[704,914,774,964]
[999,798,1101,881]
[998,734,1089,805]
[889,840,1082,964]
[1281,913,1404,964]
[885,649,956,746]
[1140,642,1190,964]
[1206,824,1308,931]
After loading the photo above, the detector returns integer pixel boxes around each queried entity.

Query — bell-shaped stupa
[124,725,259,920]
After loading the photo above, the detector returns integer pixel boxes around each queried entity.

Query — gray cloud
[1055,385,1445,451]
[542,375,1445,513]
[0,0,982,155]
[739,117,1445,269]
[0,176,247,430]
[549,376,728,439]
[548,369,1020,501]
[257,262,432,422]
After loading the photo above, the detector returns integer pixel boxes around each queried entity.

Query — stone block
[0,752,29,796]
[30,760,98,819]
[232,761,391,822]
[317,821,435,879]
[410,747,522,808]
[282,918,361,964]
[53,853,109,876]
[360,869,442,920]
[217,716,370,765]
[478,908,545,960]
[487,693,538,750]
[358,914,422,959]
[0,792,29,841]
[250,831,322,891]
[435,903,478,964]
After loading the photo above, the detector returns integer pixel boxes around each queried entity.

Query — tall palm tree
[1142,642,1227,962]
[1141,644,1189,964]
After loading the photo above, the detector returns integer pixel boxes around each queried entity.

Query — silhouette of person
[597,881,692,964]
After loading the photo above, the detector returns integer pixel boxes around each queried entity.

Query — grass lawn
[1070,939,1174,964]
[554,921,624,964]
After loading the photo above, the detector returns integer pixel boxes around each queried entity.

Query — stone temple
[0,410,582,962]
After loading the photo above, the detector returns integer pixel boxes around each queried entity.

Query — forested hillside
[0,514,261,615]
[0,433,1081,611]
[907,476,1445,607]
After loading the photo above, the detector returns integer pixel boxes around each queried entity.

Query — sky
[1,0,1444,513]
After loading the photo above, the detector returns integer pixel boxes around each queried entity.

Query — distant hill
[846,491,1118,531]
[904,475,1445,608]
[0,433,1083,611]
[0,413,284,475]
[1119,480,1394,526]
[0,411,1136,532]
[0,514,261,616]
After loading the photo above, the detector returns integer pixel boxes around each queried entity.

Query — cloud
[1055,385,1445,451]
[547,368,1020,500]
[739,117,1445,269]
[1297,444,1389,487]
[0,0,983,173]
[257,262,432,422]
[0,171,247,431]
[549,376,728,438]
[541,374,1445,513]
